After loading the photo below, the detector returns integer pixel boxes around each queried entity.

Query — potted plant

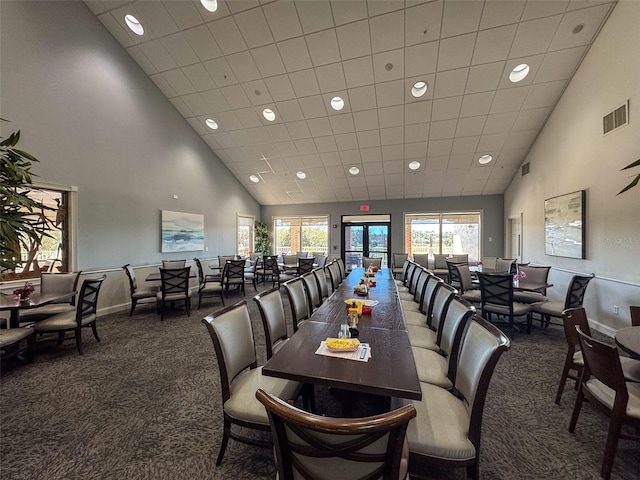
[618,158,640,195]
[254,221,271,256]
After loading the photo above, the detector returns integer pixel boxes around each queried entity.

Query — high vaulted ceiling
[85,0,615,205]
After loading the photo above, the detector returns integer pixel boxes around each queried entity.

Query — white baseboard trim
[589,318,616,338]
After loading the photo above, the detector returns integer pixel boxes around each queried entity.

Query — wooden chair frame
[157,267,191,321]
[477,272,531,335]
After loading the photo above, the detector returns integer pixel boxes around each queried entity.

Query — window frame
[236,214,255,258]
[272,215,329,257]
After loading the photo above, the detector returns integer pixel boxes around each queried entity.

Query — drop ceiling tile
[404,74,436,104]
[380,126,404,145]
[216,110,244,131]
[162,69,196,95]
[203,57,238,87]
[201,89,231,112]
[208,16,247,55]
[451,136,480,154]
[357,130,381,148]
[360,147,383,163]
[429,119,458,140]
[370,10,405,53]
[465,62,505,94]
[404,123,430,143]
[404,142,428,158]
[363,162,384,175]
[483,112,517,134]
[368,0,404,16]
[503,129,538,150]
[348,85,378,112]
[315,63,347,93]
[226,1,260,14]
[512,106,552,131]
[550,4,610,51]
[437,33,476,71]
[405,2,443,45]
[448,153,474,170]
[276,99,304,122]
[257,104,282,125]
[428,138,454,156]
[330,114,356,134]
[262,0,303,41]
[186,117,207,135]
[234,7,274,48]
[277,37,313,72]
[405,101,432,125]
[426,156,449,172]
[497,54,544,88]
[163,1,204,30]
[98,11,136,47]
[250,44,287,78]
[375,80,404,108]
[431,96,463,121]
[226,51,262,82]
[294,138,317,154]
[522,80,566,109]
[299,95,328,119]
[441,0,483,37]
[534,46,587,83]
[382,144,404,161]
[183,25,223,61]
[264,75,297,101]
[139,40,178,72]
[161,33,200,66]
[169,97,194,117]
[246,126,271,144]
[211,132,237,148]
[340,149,362,164]
[314,135,338,152]
[490,86,529,114]
[353,110,380,131]
[480,0,526,29]
[265,124,292,142]
[229,130,251,146]
[276,140,298,156]
[131,2,178,38]
[405,41,439,77]
[331,0,368,25]
[335,133,359,150]
[434,68,469,99]
[455,115,486,136]
[336,20,371,60]
[307,117,333,137]
[477,133,507,152]
[373,49,405,83]
[220,84,252,109]
[472,25,517,65]
[320,152,342,166]
[521,0,568,21]
[289,69,321,97]
[385,173,404,186]
[295,0,334,33]
[343,56,375,89]
[306,29,341,66]
[182,64,215,91]
[496,148,528,165]
[378,105,404,128]
[510,16,562,58]
[126,46,157,75]
[150,74,177,97]
[287,120,312,139]
[460,92,495,117]
[180,93,209,116]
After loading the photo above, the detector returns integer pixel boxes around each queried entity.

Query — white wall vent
[603,100,629,135]
[521,162,530,176]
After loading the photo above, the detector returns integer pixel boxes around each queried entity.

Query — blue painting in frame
[161,210,205,253]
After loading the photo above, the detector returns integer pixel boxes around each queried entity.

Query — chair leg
[186,298,191,317]
[57,331,65,345]
[26,334,35,363]
[91,323,101,342]
[130,299,136,316]
[568,388,584,432]
[216,418,232,466]
[555,356,573,405]
[466,460,480,480]
[75,327,84,355]
[601,415,624,480]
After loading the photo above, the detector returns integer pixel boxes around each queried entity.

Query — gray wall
[0,1,260,271]
[262,195,504,259]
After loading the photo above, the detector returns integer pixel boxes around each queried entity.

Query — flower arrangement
[513,270,527,282]
[13,282,35,300]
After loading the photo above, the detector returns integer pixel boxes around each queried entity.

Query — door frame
[341,215,391,270]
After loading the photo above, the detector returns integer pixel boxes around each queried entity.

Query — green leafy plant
[254,221,271,256]
[1,131,53,276]
[617,158,640,195]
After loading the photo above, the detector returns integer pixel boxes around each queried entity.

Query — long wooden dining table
[262,268,421,415]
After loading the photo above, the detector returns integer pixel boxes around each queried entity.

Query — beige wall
[504,0,640,333]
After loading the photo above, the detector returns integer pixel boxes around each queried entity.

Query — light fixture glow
[411,81,427,98]
[330,96,345,111]
[249,175,260,183]
[349,166,360,175]
[205,118,218,130]
[200,0,218,13]
[263,108,276,121]
[509,63,530,83]
[478,154,493,165]
[125,14,144,35]
[408,161,421,170]
[296,171,307,179]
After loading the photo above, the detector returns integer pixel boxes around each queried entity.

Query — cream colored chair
[19,271,82,322]
[407,282,456,352]
[0,326,35,363]
[392,253,409,279]
[253,287,289,360]
[162,259,186,268]
[413,253,430,268]
[362,256,382,270]
[283,278,310,332]
[202,302,301,465]
[123,264,158,315]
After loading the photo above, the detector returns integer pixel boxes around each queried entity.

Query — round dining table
[615,326,640,360]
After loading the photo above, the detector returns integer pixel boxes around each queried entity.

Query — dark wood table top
[515,280,553,293]
[263,268,421,403]
[615,326,640,360]
[0,292,76,328]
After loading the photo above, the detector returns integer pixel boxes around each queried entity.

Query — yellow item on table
[356,301,363,316]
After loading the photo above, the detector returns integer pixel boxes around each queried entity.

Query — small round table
[615,326,640,360]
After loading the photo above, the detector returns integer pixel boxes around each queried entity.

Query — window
[237,215,254,257]
[273,216,329,256]
[404,212,481,262]
[9,186,70,279]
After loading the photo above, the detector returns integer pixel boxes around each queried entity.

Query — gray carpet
[1,286,639,480]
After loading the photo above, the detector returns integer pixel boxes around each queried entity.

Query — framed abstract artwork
[161,210,204,252]
[544,190,585,259]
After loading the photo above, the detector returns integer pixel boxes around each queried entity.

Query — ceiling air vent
[521,162,530,176]
[603,100,629,135]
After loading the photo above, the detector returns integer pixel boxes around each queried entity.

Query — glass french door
[342,221,390,271]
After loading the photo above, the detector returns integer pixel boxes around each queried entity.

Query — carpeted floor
[1,285,639,480]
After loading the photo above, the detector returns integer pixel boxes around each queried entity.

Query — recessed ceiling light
[330,97,344,111]
[572,24,584,34]
[408,161,421,170]
[411,81,427,98]
[124,14,144,36]
[349,166,360,175]
[249,175,260,183]
[200,0,218,13]
[262,108,276,121]
[205,118,218,130]
[296,171,307,179]
[509,64,530,83]
[478,155,493,165]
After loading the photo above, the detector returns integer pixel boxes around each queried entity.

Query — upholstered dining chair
[253,287,289,360]
[392,253,409,279]
[202,302,302,466]
[33,275,106,355]
[495,258,517,274]
[512,265,551,304]
[454,264,482,305]
[297,257,315,276]
[404,275,447,331]
[412,253,430,269]
[162,259,186,268]
[531,273,595,328]
[400,268,429,313]
[122,264,158,316]
[336,258,346,280]
[0,326,35,363]
[477,272,532,335]
[569,326,640,480]
[301,272,322,313]
[629,306,640,326]
[258,256,280,287]
[223,259,246,296]
[396,317,511,480]
[156,267,192,321]
[19,271,83,322]
[556,308,640,405]
[362,256,382,270]
[283,278,310,332]
[256,388,416,480]
[193,258,224,308]
[313,267,330,300]
[327,261,342,291]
